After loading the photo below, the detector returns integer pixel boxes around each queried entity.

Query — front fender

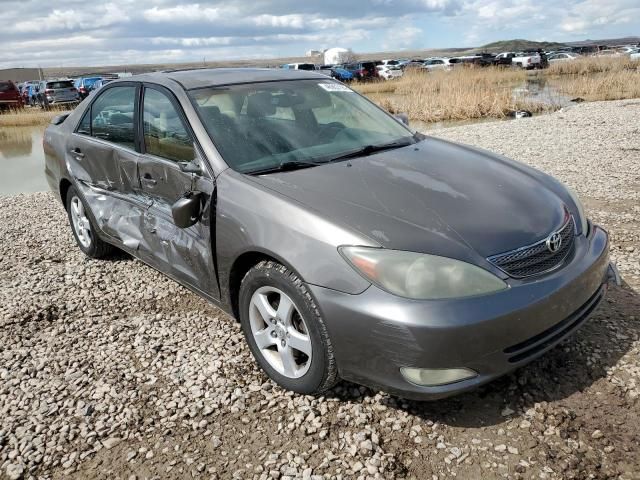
[215,170,375,309]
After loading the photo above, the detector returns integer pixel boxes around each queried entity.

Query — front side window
[143,88,195,163]
[89,86,136,149]
[190,80,413,174]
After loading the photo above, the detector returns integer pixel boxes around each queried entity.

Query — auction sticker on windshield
[319,83,352,92]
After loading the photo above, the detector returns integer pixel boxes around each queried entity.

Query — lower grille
[488,216,576,278]
[503,285,604,363]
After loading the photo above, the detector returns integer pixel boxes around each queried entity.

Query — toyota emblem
[546,232,562,253]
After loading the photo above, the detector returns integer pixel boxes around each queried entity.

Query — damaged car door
[68,84,149,250]
[137,84,219,299]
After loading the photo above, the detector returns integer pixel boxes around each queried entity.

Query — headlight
[339,247,507,300]
[565,186,588,235]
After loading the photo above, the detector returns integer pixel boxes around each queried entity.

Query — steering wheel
[314,122,347,143]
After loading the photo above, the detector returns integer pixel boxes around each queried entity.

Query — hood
[248,137,567,262]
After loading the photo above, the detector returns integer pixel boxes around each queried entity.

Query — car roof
[132,68,327,90]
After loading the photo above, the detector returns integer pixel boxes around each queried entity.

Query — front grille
[488,216,576,278]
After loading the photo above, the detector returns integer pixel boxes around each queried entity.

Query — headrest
[299,87,332,109]
[200,105,221,122]
[247,92,276,117]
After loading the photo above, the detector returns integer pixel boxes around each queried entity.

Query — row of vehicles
[281,44,640,82]
[8,76,111,110]
[282,61,403,81]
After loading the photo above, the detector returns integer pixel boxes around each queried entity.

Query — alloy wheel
[70,196,92,248]
[249,286,313,378]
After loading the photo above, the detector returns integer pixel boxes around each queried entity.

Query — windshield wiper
[323,139,415,163]
[246,160,319,175]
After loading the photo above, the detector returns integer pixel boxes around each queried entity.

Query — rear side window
[46,81,74,89]
[0,82,15,92]
[143,88,195,163]
[80,86,136,149]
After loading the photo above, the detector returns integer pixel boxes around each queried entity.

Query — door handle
[141,175,157,186]
[70,148,84,159]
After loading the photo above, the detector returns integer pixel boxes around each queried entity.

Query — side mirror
[171,192,202,228]
[394,113,409,126]
[179,160,204,176]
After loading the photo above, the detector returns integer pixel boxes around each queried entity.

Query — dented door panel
[66,135,151,250]
[138,156,219,299]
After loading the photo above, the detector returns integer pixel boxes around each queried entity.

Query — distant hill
[478,39,568,52]
[565,36,640,46]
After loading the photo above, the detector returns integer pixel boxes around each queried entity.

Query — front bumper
[311,225,611,400]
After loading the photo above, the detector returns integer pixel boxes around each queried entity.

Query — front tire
[239,261,338,395]
[65,186,114,258]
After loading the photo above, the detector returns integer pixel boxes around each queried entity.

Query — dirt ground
[1,100,639,480]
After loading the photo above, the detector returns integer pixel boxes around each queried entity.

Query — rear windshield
[84,77,102,87]
[0,82,15,92]
[47,81,74,89]
[296,64,316,71]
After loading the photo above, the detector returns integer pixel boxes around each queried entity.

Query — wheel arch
[59,178,73,208]
[226,249,307,322]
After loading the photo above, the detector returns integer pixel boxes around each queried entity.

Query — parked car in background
[401,61,427,71]
[316,67,354,82]
[341,62,378,80]
[0,80,23,109]
[422,58,450,71]
[43,68,614,400]
[594,49,620,57]
[330,67,354,82]
[74,77,103,99]
[90,78,112,92]
[281,63,316,71]
[512,52,543,69]
[618,46,638,54]
[376,65,403,80]
[35,79,79,108]
[548,52,580,63]
[493,52,516,66]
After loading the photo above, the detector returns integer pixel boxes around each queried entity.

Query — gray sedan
[43,69,615,399]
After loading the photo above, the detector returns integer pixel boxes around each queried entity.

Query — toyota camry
[43,69,615,399]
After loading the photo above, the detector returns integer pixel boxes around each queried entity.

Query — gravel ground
[1,99,639,480]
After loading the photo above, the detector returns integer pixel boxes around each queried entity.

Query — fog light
[400,367,477,387]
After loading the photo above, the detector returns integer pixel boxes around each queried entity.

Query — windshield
[190,79,413,174]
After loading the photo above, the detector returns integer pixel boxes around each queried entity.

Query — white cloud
[10,4,127,33]
[0,0,638,68]
[383,25,423,50]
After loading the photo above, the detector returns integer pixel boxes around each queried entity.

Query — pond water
[0,126,49,196]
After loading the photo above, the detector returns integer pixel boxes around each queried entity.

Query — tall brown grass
[545,56,640,101]
[550,70,640,101]
[354,68,556,123]
[547,56,639,76]
[0,109,60,127]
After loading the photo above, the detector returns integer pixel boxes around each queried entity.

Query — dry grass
[545,56,640,101]
[550,70,640,101]
[546,56,638,76]
[0,109,61,127]
[355,67,556,123]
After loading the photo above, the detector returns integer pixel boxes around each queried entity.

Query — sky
[1,0,639,68]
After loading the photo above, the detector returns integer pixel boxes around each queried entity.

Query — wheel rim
[70,196,92,248]
[249,286,313,379]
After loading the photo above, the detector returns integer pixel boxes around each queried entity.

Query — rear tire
[239,261,338,395]
[65,185,114,258]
